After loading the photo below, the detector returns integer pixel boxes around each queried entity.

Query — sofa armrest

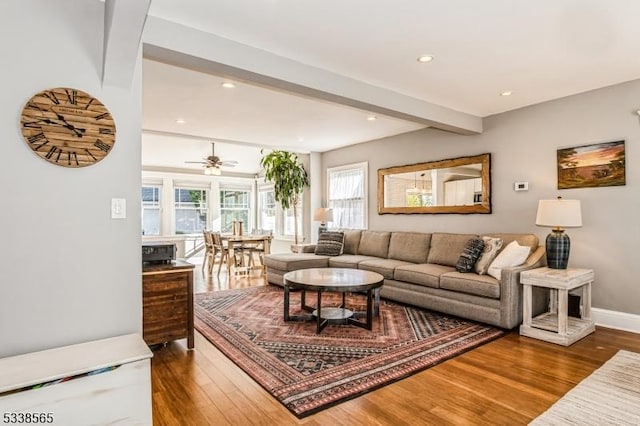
[291,243,316,253]
[498,246,546,328]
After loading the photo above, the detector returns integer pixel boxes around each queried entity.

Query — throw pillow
[455,238,485,273]
[314,231,345,256]
[487,241,531,280]
[474,237,504,275]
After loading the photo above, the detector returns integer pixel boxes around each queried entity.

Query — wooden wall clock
[20,87,116,167]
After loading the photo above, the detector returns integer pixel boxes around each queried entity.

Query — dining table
[221,233,273,275]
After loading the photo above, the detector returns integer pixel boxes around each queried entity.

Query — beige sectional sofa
[264,230,546,329]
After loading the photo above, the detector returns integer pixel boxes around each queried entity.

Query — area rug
[531,350,640,425]
[194,286,504,418]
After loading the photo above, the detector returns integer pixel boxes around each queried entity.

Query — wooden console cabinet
[142,260,195,349]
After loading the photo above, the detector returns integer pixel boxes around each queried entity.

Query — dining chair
[202,230,216,275]
[211,232,230,277]
[243,229,273,272]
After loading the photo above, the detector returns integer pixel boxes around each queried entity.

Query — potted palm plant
[260,150,309,244]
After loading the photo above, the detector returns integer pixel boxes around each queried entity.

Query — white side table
[520,267,595,346]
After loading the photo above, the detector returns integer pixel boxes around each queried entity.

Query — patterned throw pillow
[474,237,504,275]
[314,231,345,256]
[455,238,485,273]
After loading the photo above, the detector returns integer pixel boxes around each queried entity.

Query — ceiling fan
[185,142,238,175]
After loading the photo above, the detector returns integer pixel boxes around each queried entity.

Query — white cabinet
[444,179,476,206]
[473,177,482,192]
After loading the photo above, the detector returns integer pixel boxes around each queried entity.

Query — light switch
[111,198,126,219]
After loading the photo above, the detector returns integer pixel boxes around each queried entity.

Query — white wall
[323,79,640,315]
[0,1,142,357]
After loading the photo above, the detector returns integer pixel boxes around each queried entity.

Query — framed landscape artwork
[557,140,626,189]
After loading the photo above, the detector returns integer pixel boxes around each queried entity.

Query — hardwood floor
[151,263,640,425]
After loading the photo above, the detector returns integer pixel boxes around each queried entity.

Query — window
[141,186,161,235]
[258,184,302,238]
[174,188,208,234]
[220,189,251,233]
[327,162,368,229]
[258,188,276,232]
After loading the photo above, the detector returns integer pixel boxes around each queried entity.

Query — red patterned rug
[194,285,504,418]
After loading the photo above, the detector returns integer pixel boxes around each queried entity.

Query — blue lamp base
[546,229,570,269]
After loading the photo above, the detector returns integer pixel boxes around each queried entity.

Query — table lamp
[314,208,334,235]
[535,197,582,269]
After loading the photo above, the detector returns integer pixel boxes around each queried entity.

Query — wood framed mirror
[377,153,491,214]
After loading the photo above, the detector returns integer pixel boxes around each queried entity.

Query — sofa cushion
[358,258,414,280]
[474,236,504,275]
[342,230,362,255]
[314,231,344,256]
[481,233,539,250]
[388,232,431,263]
[263,253,329,271]
[440,272,501,299]
[394,263,456,289]
[455,238,485,273]
[358,231,391,258]
[328,255,381,269]
[427,233,479,267]
[487,240,531,280]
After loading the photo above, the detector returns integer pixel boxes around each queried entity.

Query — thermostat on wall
[514,182,529,191]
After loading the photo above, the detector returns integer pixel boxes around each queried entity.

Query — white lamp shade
[204,166,221,176]
[314,208,333,223]
[535,199,582,228]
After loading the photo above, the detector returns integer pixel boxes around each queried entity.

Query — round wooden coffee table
[283,268,384,333]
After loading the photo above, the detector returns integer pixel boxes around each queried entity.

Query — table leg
[366,289,373,330]
[227,240,234,276]
[522,284,532,328]
[284,284,291,321]
[316,290,322,333]
[582,282,592,320]
[558,289,568,336]
[549,288,558,314]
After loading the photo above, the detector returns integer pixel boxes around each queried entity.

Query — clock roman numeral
[95,112,110,120]
[34,140,48,151]
[23,121,41,129]
[43,91,60,105]
[84,98,95,110]
[67,151,78,166]
[85,149,97,161]
[27,102,44,112]
[94,139,111,152]
[65,89,77,105]
[27,133,46,144]
[45,146,62,160]
[99,128,114,135]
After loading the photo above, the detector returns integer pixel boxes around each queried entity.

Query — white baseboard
[592,308,640,334]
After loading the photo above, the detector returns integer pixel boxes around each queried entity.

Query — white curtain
[328,167,365,229]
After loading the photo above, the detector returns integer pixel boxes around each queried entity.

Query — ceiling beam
[102,0,151,88]
[142,17,482,135]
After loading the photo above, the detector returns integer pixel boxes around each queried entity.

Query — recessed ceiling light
[500,91,513,97]
[367,115,378,121]
[221,82,236,89]
[417,55,435,63]
[175,118,186,124]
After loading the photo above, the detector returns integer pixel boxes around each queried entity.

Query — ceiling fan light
[204,166,221,176]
